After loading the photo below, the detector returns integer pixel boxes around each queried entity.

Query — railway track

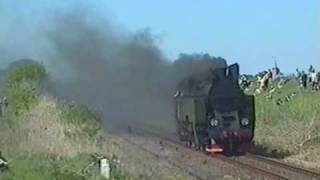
[234,153,320,180]
[127,124,320,180]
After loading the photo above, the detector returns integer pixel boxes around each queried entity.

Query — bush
[4,82,39,116]
[2,59,47,116]
[5,59,47,86]
[60,103,101,137]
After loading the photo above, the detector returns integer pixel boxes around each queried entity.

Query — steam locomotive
[174,63,255,154]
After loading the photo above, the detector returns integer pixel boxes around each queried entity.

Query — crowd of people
[255,67,280,95]
[240,64,320,96]
[238,64,320,106]
[296,65,320,91]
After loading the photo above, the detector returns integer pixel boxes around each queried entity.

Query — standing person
[239,75,251,91]
[272,68,278,81]
[311,70,317,91]
[316,72,320,91]
[301,71,308,89]
[255,71,272,95]
[308,65,314,83]
[272,61,280,81]
[266,70,272,88]
[261,71,271,91]
[308,65,314,74]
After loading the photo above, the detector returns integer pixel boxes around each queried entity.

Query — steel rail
[242,153,320,180]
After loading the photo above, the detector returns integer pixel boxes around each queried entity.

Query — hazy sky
[0,0,319,74]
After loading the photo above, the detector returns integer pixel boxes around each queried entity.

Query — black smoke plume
[1,4,227,132]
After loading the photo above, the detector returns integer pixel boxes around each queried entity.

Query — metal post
[100,158,110,179]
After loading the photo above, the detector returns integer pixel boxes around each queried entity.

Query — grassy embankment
[0,60,204,180]
[0,60,125,180]
[253,79,320,169]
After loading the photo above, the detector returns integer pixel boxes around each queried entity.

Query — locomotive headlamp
[241,118,250,126]
[210,119,219,127]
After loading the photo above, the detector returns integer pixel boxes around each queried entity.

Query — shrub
[4,82,39,116]
[60,103,101,137]
[5,59,47,86]
[2,59,47,116]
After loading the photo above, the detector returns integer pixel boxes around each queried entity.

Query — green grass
[252,79,320,156]
[2,155,86,180]
[0,153,126,180]
[1,59,101,137]
[0,60,126,179]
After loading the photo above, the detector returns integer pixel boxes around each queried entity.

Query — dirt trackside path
[117,132,241,180]
[98,133,198,180]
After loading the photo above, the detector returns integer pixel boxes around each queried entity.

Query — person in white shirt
[311,70,317,91]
